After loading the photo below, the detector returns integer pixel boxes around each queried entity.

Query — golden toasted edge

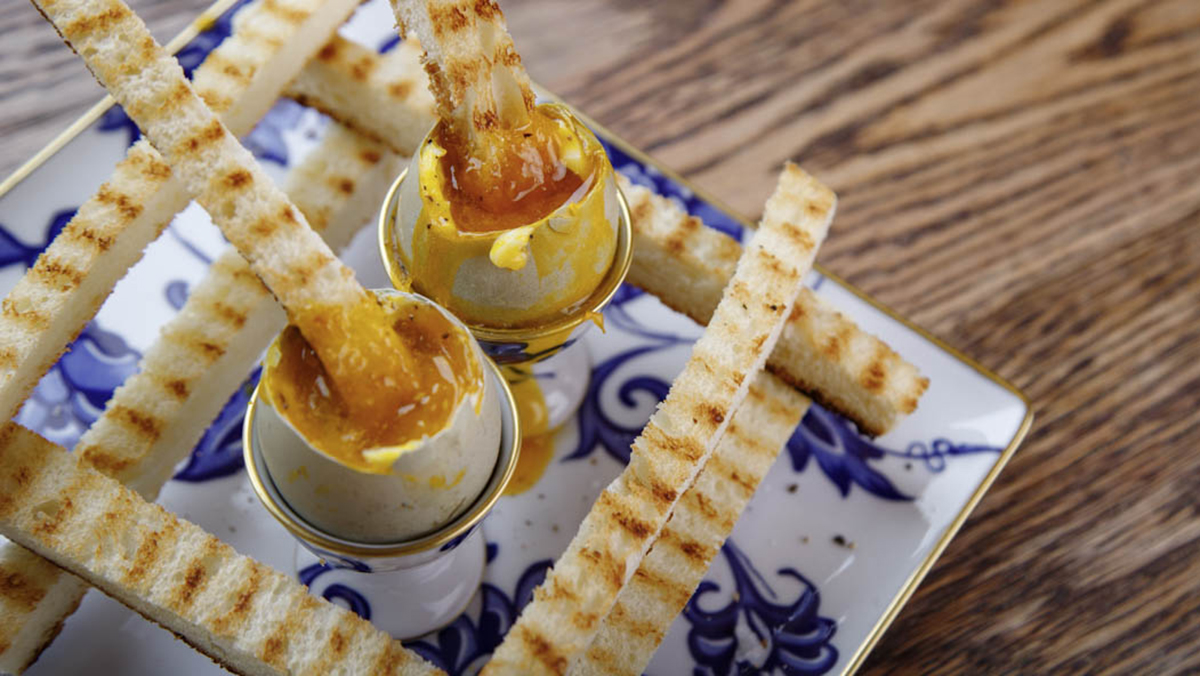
[0,0,361,430]
[481,164,834,675]
[0,123,402,674]
[618,175,929,435]
[0,141,176,429]
[286,35,436,157]
[388,0,534,136]
[0,423,441,676]
[34,0,368,313]
[576,373,810,675]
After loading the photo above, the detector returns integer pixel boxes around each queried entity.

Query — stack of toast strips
[0,0,929,674]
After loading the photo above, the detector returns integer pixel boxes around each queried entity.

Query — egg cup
[378,166,632,434]
[243,349,520,639]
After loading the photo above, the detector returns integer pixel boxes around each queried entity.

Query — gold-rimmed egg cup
[243,330,520,639]
[378,165,633,434]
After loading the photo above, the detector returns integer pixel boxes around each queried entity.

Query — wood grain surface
[4,0,1200,673]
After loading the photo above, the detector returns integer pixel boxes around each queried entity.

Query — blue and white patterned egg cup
[242,357,521,640]
[378,168,634,432]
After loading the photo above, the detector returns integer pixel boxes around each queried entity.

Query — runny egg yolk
[439,105,585,234]
[264,298,480,473]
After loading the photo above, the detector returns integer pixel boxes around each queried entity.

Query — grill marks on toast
[0,567,47,615]
[768,286,928,432]
[287,36,436,157]
[0,424,441,675]
[167,538,222,613]
[389,0,534,135]
[483,165,832,675]
[575,375,810,676]
[35,0,374,317]
[618,175,928,436]
[0,119,400,672]
[0,141,174,427]
[0,0,361,443]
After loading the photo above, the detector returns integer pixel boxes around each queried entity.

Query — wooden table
[5,0,1199,672]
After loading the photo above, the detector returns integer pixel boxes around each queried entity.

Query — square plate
[1,1,1031,673]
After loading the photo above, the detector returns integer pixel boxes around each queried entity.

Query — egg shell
[393,105,621,329]
[257,294,503,544]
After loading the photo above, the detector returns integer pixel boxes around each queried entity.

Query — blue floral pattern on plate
[0,98,1001,676]
[298,561,374,620]
[409,547,553,676]
[787,405,1001,501]
[686,540,837,676]
[0,3,1030,672]
[15,321,141,450]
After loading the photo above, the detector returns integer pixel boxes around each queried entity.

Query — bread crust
[0,423,441,676]
[287,36,436,157]
[482,164,835,675]
[618,176,930,436]
[387,0,535,137]
[575,374,810,676]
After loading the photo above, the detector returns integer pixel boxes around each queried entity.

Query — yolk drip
[439,107,584,234]
[503,373,554,496]
[265,298,480,472]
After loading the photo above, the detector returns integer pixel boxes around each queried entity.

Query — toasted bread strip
[0,124,402,675]
[287,36,436,157]
[0,545,85,676]
[619,176,928,436]
[33,0,418,405]
[576,373,809,675]
[0,423,441,676]
[276,66,926,435]
[483,165,834,675]
[79,123,401,499]
[389,0,535,136]
[0,0,362,429]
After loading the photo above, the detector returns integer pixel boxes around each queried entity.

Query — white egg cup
[243,342,520,640]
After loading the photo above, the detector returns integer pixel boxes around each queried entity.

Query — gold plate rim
[1,2,1034,671]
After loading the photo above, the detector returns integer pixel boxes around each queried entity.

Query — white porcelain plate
[1,1,1031,673]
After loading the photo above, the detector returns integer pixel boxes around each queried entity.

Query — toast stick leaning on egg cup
[378,1,633,480]
[30,0,524,643]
